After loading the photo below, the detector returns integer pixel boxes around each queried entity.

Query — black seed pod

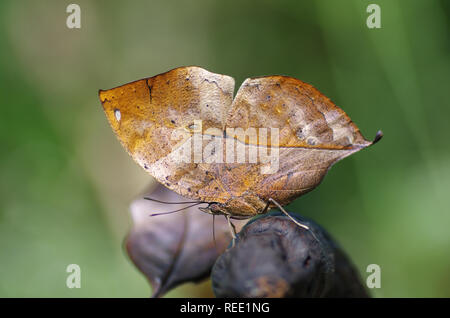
[211,212,369,298]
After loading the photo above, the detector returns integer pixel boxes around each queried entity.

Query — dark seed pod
[211,212,369,298]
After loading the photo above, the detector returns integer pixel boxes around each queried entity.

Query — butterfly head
[199,203,226,216]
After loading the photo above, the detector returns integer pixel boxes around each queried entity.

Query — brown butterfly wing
[226,76,370,148]
[221,76,377,206]
[99,67,380,213]
[99,66,235,202]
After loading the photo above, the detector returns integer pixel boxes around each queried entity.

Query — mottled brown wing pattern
[99,67,381,217]
[99,66,235,202]
[222,76,376,207]
[226,76,370,149]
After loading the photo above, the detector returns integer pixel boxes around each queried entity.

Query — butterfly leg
[268,198,309,230]
[212,214,217,248]
[225,214,237,247]
[260,200,271,214]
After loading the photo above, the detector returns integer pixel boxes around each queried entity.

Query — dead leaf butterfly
[99,66,382,232]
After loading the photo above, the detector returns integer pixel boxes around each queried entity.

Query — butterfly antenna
[149,202,204,216]
[212,214,218,251]
[144,196,202,205]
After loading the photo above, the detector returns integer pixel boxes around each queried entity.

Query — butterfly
[99,66,382,234]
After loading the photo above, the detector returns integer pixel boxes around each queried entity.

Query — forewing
[99,66,235,201]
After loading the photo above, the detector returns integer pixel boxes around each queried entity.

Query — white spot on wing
[323,110,354,144]
[114,109,121,122]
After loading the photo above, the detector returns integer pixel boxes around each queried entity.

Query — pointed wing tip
[371,130,383,145]
[98,89,107,105]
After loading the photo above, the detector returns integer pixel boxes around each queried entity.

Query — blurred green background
[0,0,449,297]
